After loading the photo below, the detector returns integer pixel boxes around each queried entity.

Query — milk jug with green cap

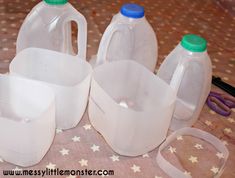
[17,0,87,59]
[157,34,212,130]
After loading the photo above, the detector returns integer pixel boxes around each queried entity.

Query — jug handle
[96,22,132,66]
[169,56,189,93]
[58,12,87,60]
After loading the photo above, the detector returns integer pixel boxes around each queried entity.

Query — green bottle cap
[44,0,68,5]
[181,34,207,52]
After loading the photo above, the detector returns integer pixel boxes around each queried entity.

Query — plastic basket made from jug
[0,75,55,167]
[9,48,92,129]
[88,60,176,156]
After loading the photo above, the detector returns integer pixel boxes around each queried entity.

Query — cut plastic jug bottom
[89,56,96,68]
[0,104,30,123]
[0,112,30,123]
[117,98,140,110]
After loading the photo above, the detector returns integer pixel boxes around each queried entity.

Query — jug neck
[179,44,207,58]
[114,12,145,24]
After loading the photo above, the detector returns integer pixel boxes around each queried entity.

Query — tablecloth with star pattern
[0,0,235,177]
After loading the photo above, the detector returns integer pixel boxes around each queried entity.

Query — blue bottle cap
[120,3,145,19]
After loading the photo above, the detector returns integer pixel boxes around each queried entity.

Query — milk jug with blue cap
[157,34,212,130]
[95,3,158,72]
[16,0,87,59]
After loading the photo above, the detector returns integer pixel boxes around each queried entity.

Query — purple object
[206,91,235,116]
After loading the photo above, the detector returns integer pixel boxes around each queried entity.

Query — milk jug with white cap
[157,34,212,130]
[17,0,87,59]
[95,3,158,72]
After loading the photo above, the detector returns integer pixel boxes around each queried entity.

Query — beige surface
[0,0,235,177]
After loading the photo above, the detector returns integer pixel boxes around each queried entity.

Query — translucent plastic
[10,48,92,129]
[16,1,87,59]
[157,44,212,130]
[88,60,176,156]
[0,75,55,167]
[156,127,229,178]
[93,12,158,72]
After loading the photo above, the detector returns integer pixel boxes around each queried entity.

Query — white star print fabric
[0,0,235,177]
[156,128,229,178]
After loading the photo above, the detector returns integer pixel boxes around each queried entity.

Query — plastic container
[0,75,55,167]
[156,127,229,178]
[16,0,87,59]
[10,48,92,130]
[88,60,176,156]
[157,34,212,130]
[93,3,158,72]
